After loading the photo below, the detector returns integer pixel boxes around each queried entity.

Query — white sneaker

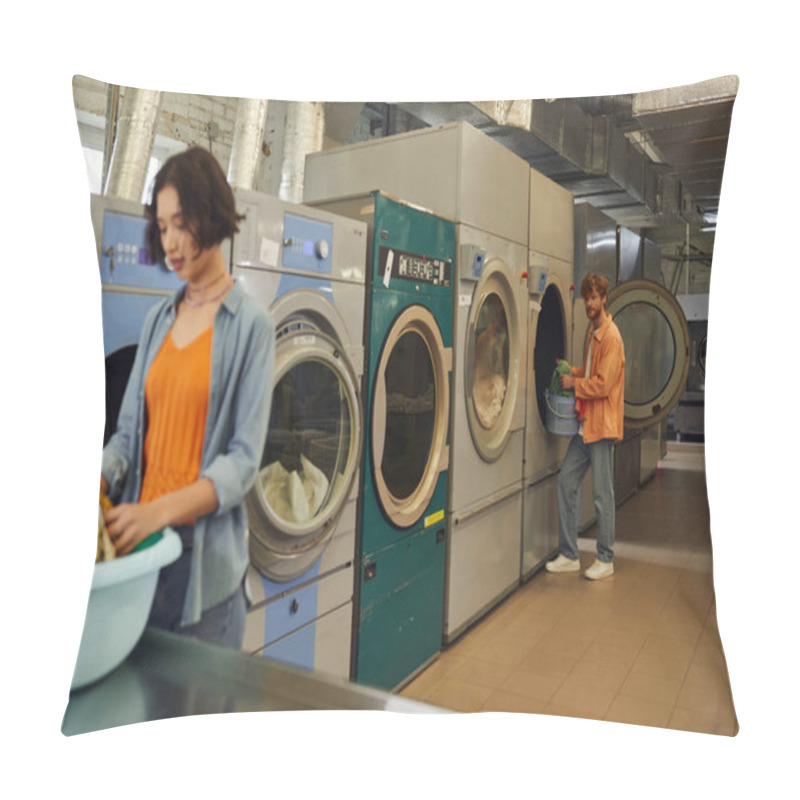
[584,559,614,580]
[546,554,580,574]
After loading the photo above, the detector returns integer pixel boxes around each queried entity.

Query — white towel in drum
[260,454,331,523]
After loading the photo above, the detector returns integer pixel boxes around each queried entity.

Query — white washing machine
[230,189,367,679]
[304,120,529,642]
[522,169,575,579]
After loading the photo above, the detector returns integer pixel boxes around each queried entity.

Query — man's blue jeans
[557,435,616,563]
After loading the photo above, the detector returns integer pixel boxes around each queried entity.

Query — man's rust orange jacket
[571,315,626,444]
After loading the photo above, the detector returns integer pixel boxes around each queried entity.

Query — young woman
[100,146,275,648]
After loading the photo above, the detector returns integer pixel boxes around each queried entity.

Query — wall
[660,253,712,295]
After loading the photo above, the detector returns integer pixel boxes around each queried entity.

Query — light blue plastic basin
[70,528,182,690]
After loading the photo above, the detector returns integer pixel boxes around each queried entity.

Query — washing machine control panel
[282,213,333,275]
[99,210,182,291]
[530,266,549,295]
[379,246,452,288]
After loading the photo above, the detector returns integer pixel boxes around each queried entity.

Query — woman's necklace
[183,275,234,308]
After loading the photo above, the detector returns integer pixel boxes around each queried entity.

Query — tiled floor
[399,442,739,736]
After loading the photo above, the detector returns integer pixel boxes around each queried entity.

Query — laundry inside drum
[473,293,509,429]
[259,359,352,525]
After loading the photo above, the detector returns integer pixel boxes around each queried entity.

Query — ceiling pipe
[227,97,269,191]
[102,84,120,194]
[104,87,163,203]
[279,101,325,204]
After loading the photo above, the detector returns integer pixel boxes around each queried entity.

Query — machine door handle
[364,562,377,581]
[289,598,299,615]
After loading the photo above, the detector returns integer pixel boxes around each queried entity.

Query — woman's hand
[103,479,218,556]
[105,502,165,556]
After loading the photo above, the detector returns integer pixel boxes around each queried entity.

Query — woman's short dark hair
[145,146,244,265]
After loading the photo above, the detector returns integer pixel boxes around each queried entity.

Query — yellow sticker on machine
[424,509,445,528]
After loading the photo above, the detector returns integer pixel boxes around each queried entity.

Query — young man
[546,273,625,580]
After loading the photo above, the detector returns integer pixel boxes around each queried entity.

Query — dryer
[91,194,183,445]
[230,189,366,680]
[307,191,454,692]
[304,121,529,644]
[522,169,575,579]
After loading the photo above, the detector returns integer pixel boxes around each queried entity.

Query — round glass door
[465,261,521,461]
[473,293,509,429]
[247,325,362,581]
[381,331,434,499]
[605,279,690,428]
[372,305,450,529]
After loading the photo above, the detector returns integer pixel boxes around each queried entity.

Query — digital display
[399,255,436,281]
[380,246,451,288]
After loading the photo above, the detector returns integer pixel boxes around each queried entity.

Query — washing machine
[304,121,528,644]
[522,169,575,579]
[91,194,184,445]
[306,191,454,691]
[230,189,367,680]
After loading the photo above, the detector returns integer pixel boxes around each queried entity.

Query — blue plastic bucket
[545,390,579,437]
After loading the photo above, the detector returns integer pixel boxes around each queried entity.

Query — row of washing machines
[93,121,690,693]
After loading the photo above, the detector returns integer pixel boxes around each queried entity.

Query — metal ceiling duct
[631,77,737,224]
[279,101,325,204]
[104,87,163,202]
[394,77,737,245]
[396,98,662,229]
[228,98,269,191]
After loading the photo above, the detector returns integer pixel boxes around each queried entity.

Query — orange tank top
[139,327,213,504]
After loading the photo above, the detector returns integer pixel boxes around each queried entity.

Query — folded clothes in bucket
[549,362,574,397]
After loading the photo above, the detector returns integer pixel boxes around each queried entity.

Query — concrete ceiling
[351,76,737,260]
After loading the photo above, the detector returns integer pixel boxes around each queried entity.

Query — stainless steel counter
[62,627,445,736]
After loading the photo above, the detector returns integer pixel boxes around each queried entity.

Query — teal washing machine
[311,191,454,691]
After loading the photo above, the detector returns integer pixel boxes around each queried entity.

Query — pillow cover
[65,75,737,742]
